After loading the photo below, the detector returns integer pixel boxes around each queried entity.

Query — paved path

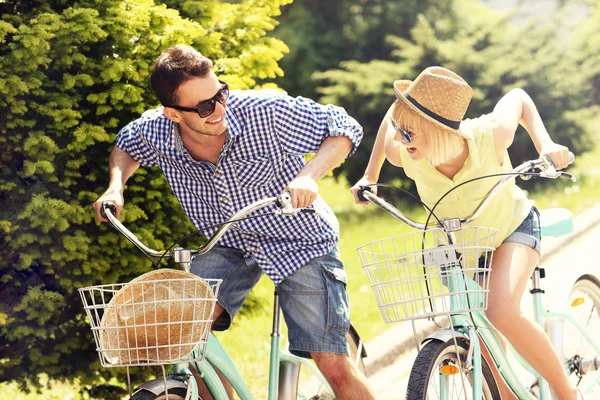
[364,203,600,399]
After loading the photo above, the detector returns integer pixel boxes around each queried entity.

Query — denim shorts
[189,246,350,359]
[502,206,542,254]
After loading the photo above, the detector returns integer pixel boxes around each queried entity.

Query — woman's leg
[486,242,579,400]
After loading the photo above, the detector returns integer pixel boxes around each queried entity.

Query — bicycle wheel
[406,338,500,400]
[347,327,367,375]
[130,387,187,400]
[563,274,600,395]
[294,329,366,399]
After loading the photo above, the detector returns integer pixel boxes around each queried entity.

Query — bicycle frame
[462,269,600,399]
[180,290,333,400]
[98,197,334,400]
[355,153,596,399]
[431,250,600,399]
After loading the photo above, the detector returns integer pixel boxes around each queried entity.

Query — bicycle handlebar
[358,152,575,231]
[101,192,304,259]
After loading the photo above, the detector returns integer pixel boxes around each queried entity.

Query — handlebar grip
[100,202,117,219]
[541,151,575,168]
[357,185,372,202]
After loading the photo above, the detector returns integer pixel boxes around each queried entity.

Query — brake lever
[275,191,308,216]
[559,172,577,182]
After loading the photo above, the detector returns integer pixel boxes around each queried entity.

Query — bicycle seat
[539,208,573,237]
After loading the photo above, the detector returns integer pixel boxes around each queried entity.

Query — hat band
[405,93,461,130]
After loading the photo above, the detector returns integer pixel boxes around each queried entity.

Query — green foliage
[272,0,454,97]
[284,0,600,187]
[0,0,289,391]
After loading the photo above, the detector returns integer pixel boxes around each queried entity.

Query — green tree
[272,0,453,98]
[0,0,289,393]
[314,0,597,187]
[569,0,600,122]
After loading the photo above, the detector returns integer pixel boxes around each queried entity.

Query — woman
[350,66,580,399]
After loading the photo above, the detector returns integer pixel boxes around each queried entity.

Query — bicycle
[355,153,600,399]
[79,192,367,400]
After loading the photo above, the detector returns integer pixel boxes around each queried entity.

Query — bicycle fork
[422,265,485,399]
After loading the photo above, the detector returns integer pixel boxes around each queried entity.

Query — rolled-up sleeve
[274,95,363,158]
[115,120,159,167]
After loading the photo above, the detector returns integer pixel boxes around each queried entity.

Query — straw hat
[393,66,473,139]
[99,269,215,365]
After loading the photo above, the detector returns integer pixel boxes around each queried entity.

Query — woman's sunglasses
[389,116,418,144]
[169,81,229,118]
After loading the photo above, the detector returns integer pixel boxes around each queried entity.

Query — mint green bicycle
[356,153,600,399]
[80,192,366,400]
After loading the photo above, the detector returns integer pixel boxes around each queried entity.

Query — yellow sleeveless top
[399,114,532,249]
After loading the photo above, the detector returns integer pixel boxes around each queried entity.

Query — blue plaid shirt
[116,90,363,284]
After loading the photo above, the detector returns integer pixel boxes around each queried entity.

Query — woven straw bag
[99,269,215,365]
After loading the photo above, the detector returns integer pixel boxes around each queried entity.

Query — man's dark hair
[150,45,213,106]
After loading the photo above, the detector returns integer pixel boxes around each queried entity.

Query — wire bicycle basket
[357,226,498,322]
[79,269,221,367]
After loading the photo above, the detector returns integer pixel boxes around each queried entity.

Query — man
[93,45,374,399]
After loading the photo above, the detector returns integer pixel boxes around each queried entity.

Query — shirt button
[253,248,259,253]
[214,172,220,178]
[221,196,228,201]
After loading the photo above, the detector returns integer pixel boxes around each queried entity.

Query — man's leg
[311,351,375,400]
[277,248,376,400]
[190,246,264,400]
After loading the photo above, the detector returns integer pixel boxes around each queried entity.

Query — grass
[4,144,599,398]
[0,375,86,400]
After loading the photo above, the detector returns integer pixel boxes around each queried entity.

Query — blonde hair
[391,100,465,166]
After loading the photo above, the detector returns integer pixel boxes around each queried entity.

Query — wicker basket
[357,227,497,322]
[79,269,221,367]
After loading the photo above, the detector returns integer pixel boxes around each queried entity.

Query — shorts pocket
[321,264,350,333]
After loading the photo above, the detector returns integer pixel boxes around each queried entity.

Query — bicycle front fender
[421,328,469,346]
[134,377,188,396]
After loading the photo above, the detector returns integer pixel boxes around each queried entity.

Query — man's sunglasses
[169,81,229,118]
[389,116,417,144]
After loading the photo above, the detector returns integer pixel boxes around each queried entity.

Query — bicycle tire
[406,338,500,400]
[346,328,367,375]
[129,388,187,400]
[563,274,600,395]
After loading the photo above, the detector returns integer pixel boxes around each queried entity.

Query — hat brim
[393,80,471,140]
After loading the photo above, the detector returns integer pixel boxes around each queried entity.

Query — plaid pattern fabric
[116,90,363,284]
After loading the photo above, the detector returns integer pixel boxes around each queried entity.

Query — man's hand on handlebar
[93,189,124,222]
[286,176,319,209]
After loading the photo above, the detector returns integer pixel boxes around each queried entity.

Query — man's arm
[93,147,140,221]
[274,95,364,208]
[288,136,353,208]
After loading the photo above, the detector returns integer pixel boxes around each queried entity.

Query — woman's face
[389,117,429,161]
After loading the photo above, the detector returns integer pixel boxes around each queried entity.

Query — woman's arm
[491,88,570,169]
[350,104,403,204]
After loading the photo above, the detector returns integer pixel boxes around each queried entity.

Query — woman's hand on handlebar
[539,142,571,170]
[93,189,124,222]
[350,176,378,205]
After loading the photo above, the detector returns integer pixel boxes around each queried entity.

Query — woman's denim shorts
[502,206,542,255]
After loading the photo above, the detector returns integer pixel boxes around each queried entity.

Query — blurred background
[1,0,599,398]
